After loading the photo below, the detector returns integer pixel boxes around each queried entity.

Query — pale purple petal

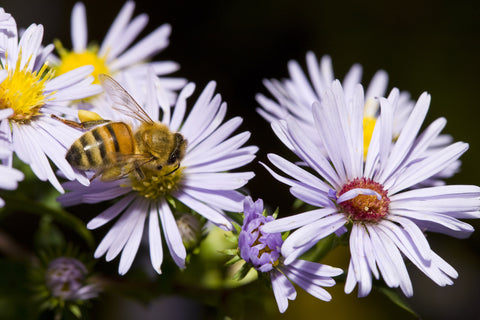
[270,270,296,313]
[262,207,338,233]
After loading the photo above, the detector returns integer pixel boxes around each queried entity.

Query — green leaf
[376,285,419,317]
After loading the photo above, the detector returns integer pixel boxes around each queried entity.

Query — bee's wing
[99,74,154,124]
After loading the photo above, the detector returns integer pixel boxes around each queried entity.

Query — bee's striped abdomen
[66,122,134,170]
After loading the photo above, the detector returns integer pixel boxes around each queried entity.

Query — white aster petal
[183,172,254,191]
[380,92,430,181]
[282,214,348,264]
[107,13,148,60]
[148,203,163,274]
[118,201,147,275]
[105,198,147,262]
[71,2,88,52]
[87,193,136,229]
[281,266,333,301]
[109,24,171,71]
[159,200,186,268]
[175,192,232,230]
[99,1,136,58]
[387,142,469,194]
[181,188,244,212]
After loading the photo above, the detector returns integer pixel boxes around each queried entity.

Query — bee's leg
[128,161,145,180]
[135,167,145,180]
[51,114,111,129]
[51,114,85,129]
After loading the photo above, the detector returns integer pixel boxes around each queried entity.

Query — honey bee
[62,74,187,181]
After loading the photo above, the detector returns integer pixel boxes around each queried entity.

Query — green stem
[1,193,94,248]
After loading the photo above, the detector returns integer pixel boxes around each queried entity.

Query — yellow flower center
[0,53,54,122]
[362,116,376,159]
[130,165,184,200]
[54,40,109,84]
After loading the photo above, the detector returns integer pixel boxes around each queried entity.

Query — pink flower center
[338,178,390,222]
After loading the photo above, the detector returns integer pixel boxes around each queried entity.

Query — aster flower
[0,11,102,192]
[50,1,186,104]
[256,52,459,185]
[261,80,480,297]
[31,250,101,320]
[58,72,257,275]
[45,257,99,301]
[238,196,342,313]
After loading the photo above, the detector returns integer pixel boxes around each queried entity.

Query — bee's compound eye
[167,152,178,165]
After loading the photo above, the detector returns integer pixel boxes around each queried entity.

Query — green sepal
[271,207,280,219]
[223,231,240,246]
[222,249,240,257]
[224,255,242,266]
[232,261,253,281]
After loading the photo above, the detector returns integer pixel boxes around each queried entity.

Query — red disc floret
[338,177,390,222]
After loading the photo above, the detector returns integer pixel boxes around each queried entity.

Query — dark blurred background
[2,0,480,319]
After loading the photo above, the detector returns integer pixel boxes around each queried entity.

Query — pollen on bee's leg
[78,110,104,122]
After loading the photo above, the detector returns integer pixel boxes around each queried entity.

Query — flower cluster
[0,1,478,318]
